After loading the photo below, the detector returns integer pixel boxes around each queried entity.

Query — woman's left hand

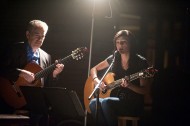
[120,78,130,88]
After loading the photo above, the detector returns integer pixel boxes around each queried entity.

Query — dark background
[1,0,190,125]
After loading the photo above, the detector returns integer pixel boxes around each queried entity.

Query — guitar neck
[105,71,143,90]
[106,79,122,89]
[35,55,72,80]
[128,71,143,82]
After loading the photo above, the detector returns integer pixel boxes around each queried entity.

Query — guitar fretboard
[35,55,72,80]
[105,71,144,90]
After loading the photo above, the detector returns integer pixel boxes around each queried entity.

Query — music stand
[20,86,85,125]
[44,87,85,119]
[20,86,49,115]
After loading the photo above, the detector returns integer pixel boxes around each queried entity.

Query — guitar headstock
[71,47,88,60]
[141,66,158,78]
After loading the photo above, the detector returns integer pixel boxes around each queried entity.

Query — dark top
[106,53,149,116]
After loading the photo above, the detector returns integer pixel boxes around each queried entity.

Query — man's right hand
[18,69,35,83]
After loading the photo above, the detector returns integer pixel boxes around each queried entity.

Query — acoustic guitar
[83,67,157,113]
[0,47,88,109]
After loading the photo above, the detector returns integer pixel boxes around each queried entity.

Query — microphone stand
[85,1,114,125]
[84,0,95,126]
[88,51,116,126]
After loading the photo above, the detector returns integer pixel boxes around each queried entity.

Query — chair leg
[118,119,126,126]
[118,116,139,126]
[132,120,138,126]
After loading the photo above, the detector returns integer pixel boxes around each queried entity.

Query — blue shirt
[26,43,40,64]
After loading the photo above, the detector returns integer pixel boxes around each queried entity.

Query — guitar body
[84,72,115,113]
[16,63,43,87]
[0,63,43,109]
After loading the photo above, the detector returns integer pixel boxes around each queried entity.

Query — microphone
[114,50,118,54]
[112,50,118,62]
[113,50,118,57]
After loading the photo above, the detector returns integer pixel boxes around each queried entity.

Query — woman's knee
[89,98,103,110]
[101,97,119,109]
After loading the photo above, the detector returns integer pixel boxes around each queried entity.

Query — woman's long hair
[113,30,138,68]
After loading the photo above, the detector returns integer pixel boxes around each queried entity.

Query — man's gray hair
[27,20,48,33]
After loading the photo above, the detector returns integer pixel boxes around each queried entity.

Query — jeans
[89,97,120,126]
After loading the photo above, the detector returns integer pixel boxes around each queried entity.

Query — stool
[118,116,140,126]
